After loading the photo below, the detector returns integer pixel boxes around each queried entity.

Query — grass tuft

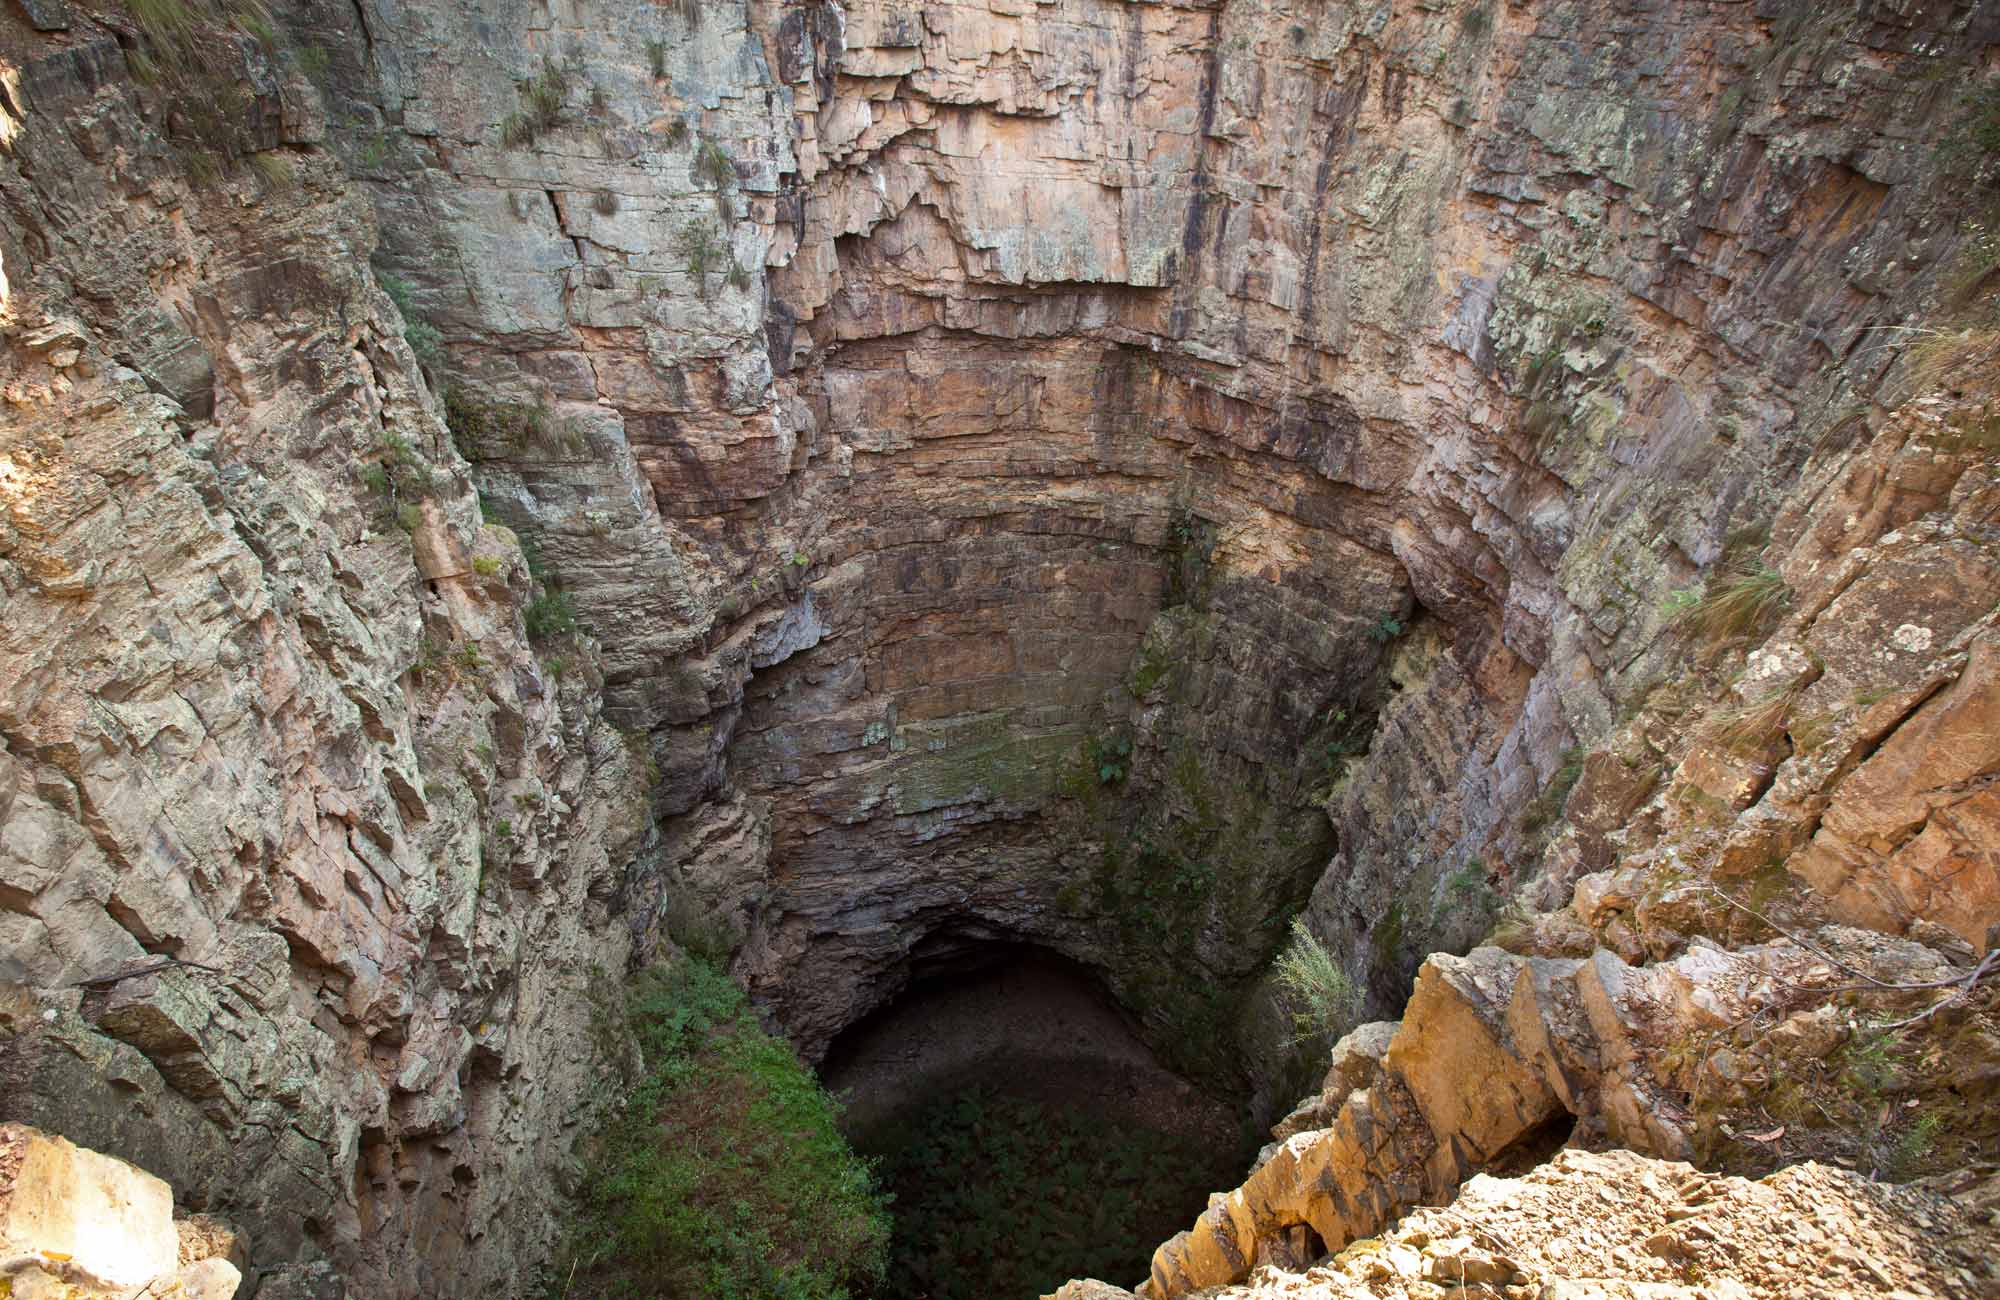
[1669,561,1790,646]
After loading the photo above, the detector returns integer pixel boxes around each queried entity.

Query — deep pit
[820,946,1254,1298]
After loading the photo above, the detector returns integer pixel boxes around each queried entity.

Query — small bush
[377,273,444,370]
[645,38,668,79]
[1670,561,1790,645]
[676,220,727,301]
[500,54,578,148]
[1272,918,1359,1047]
[592,188,620,216]
[550,960,889,1299]
[524,588,579,641]
[1365,614,1404,643]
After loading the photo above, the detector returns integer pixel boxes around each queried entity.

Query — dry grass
[1670,562,1791,647]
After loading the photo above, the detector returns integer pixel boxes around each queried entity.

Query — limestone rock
[0,1124,241,1299]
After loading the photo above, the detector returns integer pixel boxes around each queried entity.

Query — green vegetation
[118,0,284,176]
[1090,733,1133,785]
[410,636,487,686]
[444,389,587,460]
[677,220,728,301]
[358,430,436,530]
[1271,918,1359,1049]
[1522,747,1583,833]
[1940,79,2000,168]
[550,960,889,1300]
[378,273,444,371]
[862,1085,1237,1300]
[645,38,669,79]
[1668,561,1790,645]
[525,588,580,641]
[1365,614,1404,644]
[500,54,581,148]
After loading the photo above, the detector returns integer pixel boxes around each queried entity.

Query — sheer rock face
[303,0,2000,1079]
[0,33,654,1300]
[2,0,1999,1296]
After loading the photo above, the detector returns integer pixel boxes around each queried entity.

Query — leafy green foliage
[1365,614,1404,643]
[864,1085,1237,1300]
[1090,733,1133,785]
[1272,918,1358,1048]
[552,961,889,1300]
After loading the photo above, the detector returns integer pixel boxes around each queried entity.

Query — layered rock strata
[0,28,655,1296]
[1050,1146,1997,1300]
[306,0,2000,1088]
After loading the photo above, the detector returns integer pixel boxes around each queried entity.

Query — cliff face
[1,0,1997,1294]
[0,25,655,1297]
[308,0,1997,1071]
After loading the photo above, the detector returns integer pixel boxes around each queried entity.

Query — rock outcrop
[0,1123,244,1299]
[1134,929,1993,1297]
[1051,1146,1997,1300]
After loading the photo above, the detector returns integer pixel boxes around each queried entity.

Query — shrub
[676,220,727,301]
[645,38,668,79]
[550,960,889,1299]
[592,188,620,216]
[1365,614,1404,643]
[1272,918,1359,1047]
[377,273,444,370]
[524,588,579,641]
[500,54,578,148]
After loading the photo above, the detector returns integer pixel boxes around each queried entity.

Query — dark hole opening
[821,941,1254,1300]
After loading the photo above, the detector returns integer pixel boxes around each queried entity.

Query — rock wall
[296,0,2000,1086]
[0,21,656,1296]
[2,0,1999,1295]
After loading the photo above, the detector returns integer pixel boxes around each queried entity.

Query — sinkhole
[819,941,1255,1300]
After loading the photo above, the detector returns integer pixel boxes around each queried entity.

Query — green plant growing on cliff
[378,273,444,372]
[118,0,287,173]
[676,219,727,301]
[548,959,889,1300]
[1090,733,1133,785]
[1522,748,1584,834]
[359,430,436,530]
[1273,918,1359,1048]
[1365,614,1404,644]
[500,53,580,148]
[524,588,580,642]
[1670,561,1790,645]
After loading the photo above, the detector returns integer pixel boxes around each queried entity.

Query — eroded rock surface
[1052,1148,1997,1300]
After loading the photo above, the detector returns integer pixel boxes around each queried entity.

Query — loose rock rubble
[1049,1148,1997,1300]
